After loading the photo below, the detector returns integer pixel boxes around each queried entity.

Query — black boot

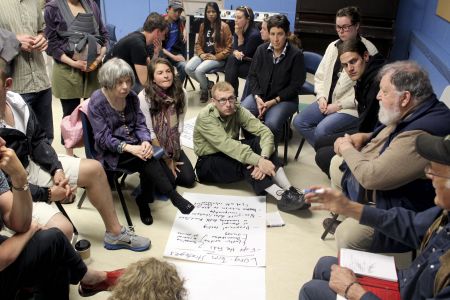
[136,195,153,225]
[169,191,195,214]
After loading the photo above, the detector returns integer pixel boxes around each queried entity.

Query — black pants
[314,129,358,178]
[61,98,81,146]
[160,150,196,188]
[224,56,251,96]
[195,137,281,195]
[117,153,176,202]
[0,228,87,300]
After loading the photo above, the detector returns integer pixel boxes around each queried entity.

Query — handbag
[60,100,90,149]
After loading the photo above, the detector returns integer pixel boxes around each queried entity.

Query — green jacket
[194,103,275,165]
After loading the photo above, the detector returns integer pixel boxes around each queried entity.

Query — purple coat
[44,0,108,61]
[88,89,152,169]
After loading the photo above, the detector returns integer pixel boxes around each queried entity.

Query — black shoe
[277,187,307,212]
[289,186,311,210]
[322,217,341,235]
[207,80,214,90]
[136,196,153,225]
[170,191,195,214]
[200,90,209,103]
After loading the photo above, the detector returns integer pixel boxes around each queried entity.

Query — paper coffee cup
[75,239,91,262]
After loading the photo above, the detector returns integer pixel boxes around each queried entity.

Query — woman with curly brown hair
[109,257,186,300]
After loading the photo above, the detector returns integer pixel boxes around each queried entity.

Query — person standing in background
[0,0,54,142]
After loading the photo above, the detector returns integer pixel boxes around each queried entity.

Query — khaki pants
[335,217,374,251]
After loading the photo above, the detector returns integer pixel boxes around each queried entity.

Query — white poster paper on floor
[173,260,265,300]
[164,192,266,267]
[180,117,196,149]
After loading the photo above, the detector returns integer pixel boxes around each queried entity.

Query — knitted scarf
[150,86,181,160]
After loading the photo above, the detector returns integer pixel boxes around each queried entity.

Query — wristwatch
[12,182,29,191]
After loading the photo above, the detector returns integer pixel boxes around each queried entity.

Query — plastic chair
[105,24,117,49]
[295,51,323,160]
[78,112,134,228]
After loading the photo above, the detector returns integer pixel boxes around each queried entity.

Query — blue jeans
[241,95,298,143]
[185,56,224,91]
[173,60,187,83]
[299,256,338,300]
[21,88,54,142]
[293,102,358,147]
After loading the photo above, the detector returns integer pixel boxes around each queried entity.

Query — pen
[303,188,325,194]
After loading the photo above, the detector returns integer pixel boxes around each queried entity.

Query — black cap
[416,133,450,165]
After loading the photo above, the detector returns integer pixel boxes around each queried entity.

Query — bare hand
[32,33,48,51]
[0,138,27,181]
[325,103,340,115]
[304,185,350,214]
[153,38,162,56]
[257,157,276,177]
[318,97,328,113]
[172,54,185,62]
[247,165,266,180]
[203,53,216,60]
[49,184,74,201]
[17,34,36,52]
[349,132,371,151]
[255,96,266,119]
[53,171,71,198]
[141,141,153,159]
[233,50,244,60]
[125,144,149,160]
[71,60,88,71]
[333,134,354,156]
[329,264,359,296]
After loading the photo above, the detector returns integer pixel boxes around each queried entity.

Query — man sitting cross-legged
[194,81,307,211]
[0,56,150,252]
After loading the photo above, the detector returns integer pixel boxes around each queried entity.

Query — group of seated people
[0,0,450,298]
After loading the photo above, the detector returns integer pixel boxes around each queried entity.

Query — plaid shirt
[267,42,288,64]
[0,0,50,94]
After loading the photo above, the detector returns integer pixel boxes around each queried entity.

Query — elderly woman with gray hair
[88,58,195,226]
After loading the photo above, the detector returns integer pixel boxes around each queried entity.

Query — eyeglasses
[238,5,251,18]
[335,24,354,32]
[425,165,450,180]
[213,96,237,105]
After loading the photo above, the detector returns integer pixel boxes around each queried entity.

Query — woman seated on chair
[293,6,378,148]
[242,14,305,144]
[88,58,195,226]
[184,1,232,103]
[138,58,195,188]
[224,5,262,96]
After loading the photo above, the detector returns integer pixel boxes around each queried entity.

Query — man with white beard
[326,61,450,253]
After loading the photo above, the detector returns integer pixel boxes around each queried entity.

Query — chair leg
[321,213,339,240]
[283,121,289,166]
[55,202,79,245]
[77,189,87,209]
[214,72,220,83]
[113,173,134,229]
[184,75,195,91]
[294,137,306,161]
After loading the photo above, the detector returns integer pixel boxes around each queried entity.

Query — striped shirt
[0,0,50,93]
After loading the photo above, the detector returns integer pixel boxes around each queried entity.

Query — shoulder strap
[56,0,75,27]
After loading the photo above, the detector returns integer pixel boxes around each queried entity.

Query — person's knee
[46,213,74,241]
[299,280,330,300]
[334,220,373,251]
[36,227,68,247]
[80,159,105,184]
[329,155,344,190]
[313,256,337,280]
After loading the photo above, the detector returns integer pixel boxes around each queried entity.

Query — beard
[378,103,402,126]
